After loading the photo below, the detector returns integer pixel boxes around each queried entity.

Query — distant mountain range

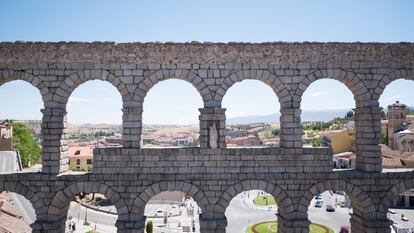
[227,109,352,125]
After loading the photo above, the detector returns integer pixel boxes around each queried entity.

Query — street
[226,190,351,233]
[308,191,351,232]
[226,192,276,233]
[66,199,201,233]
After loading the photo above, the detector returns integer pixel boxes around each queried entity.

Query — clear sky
[0,0,413,124]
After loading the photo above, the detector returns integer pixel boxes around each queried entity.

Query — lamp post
[84,204,88,225]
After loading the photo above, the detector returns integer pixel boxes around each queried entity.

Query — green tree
[271,129,280,136]
[345,111,354,119]
[381,132,388,145]
[12,123,41,167]
[312,139,322,147]
[380,110,387,120]
[146,220,153,233]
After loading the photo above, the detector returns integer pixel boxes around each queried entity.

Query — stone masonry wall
[0,42,414,232]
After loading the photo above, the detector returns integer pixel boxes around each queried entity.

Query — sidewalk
[65,219,112,233]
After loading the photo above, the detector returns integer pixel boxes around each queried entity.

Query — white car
[155,209,164,217]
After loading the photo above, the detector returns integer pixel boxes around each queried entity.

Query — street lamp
[84,204,88,225]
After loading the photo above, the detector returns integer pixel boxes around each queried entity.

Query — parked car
[340,201,347,208]
[326,205,335,212]
[315,195,323,200]
[155,209,164,217]
[315,201,323,208]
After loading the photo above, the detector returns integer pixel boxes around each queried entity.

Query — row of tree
[12,122,41,167]
[302,111,355,131]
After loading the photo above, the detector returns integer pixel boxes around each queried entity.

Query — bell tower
[388,101,407,149]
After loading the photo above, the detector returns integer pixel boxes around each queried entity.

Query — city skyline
[0,78,413,124]
[1,0,414,124]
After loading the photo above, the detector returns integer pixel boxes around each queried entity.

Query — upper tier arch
[137,69,212,107]
[0,70,50,107]
[293,69,370,108]
[216,70,289,108]
[374,69,414,101]
[56,71,129,108]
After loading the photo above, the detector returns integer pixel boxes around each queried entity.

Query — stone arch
[216,180,295,219]
[0,69,50,107]
[295,69,370,108]
[132,181,209,217]
[47,182,129,222]
[55,70,129,107]
[217,70,289,107]
[298,180,376,217]
[374,68,414,101]
[0,181,42,221]
[137,69,211,106]
[380,178,414,213]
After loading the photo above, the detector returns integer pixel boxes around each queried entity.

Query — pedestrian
[72,223,76,231]
[68,222,72,231]
[339,226,349,233]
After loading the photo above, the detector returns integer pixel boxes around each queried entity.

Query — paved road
[65,190,352,233]
[226,192,276,233]
[308,191,351,232]
[0,151,37,225]
[226,190,351,233]
[67,202,117,233]
[67,201,200,233]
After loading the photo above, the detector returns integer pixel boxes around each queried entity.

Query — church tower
[388,101,407,149]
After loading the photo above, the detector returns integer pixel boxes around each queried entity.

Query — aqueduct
[1,42,414,232]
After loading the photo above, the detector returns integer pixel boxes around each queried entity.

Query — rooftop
[68,146,93,157]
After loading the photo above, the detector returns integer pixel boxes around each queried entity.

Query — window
[87,159,92,165]
[76,159,80,165]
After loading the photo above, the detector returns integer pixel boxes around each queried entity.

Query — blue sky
[0,1,413,124]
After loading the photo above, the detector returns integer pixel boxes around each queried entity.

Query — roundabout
[246,221,334,233]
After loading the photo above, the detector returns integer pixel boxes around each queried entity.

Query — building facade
[321,128,355,154]
[0,121,12,151]
[388,101,408,149]
[67,146,93,172]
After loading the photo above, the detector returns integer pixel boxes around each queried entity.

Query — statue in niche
[209,122,218,149]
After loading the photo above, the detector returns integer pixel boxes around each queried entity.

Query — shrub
[146,220,153,233]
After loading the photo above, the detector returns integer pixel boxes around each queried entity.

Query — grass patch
[253,195,276,206]
[245,221,334,233]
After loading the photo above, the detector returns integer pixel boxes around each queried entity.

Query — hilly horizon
[226,109,353,125]
[8,107,409,126]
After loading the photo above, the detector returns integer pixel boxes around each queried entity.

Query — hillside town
[2,101,414,231]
